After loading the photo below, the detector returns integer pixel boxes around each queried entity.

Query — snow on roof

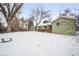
[40,18,49,24]
[60,16,76,19]
[50,13,59,23]
[37,23,51,27]
[50,13,76,23]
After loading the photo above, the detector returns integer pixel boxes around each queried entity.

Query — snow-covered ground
[0,31,79,56]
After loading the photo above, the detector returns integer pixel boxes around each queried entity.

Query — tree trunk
[7,21,12,32]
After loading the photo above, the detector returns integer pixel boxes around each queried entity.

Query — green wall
[51,17,76,35]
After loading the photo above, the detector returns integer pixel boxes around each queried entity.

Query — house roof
[37,23,51,27]
[60,16,76,19]
[51,16,76,24]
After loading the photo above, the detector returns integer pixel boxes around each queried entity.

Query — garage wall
[51,17,76,35]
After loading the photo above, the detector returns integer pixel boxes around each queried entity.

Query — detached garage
[51,17,76,35]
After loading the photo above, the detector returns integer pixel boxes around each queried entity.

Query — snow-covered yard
[0,31,79,56]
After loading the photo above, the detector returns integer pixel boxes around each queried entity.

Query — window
[56,22,59,26]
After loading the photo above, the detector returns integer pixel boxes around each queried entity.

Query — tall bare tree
[29,7,51,30]
[30,7,51,23]
[0,3,23,32]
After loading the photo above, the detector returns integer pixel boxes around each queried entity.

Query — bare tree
[30,7,51,23]
[60,8,72,16]
[0,3,23,32]
[29,7,51,30]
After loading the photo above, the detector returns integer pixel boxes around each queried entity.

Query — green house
[51,17,76,35]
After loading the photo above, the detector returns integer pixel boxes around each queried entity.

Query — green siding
[51,17,76,35]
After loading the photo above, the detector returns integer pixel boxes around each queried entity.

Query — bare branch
[4,3,11,17]
[29,7,51,24]
[11,3,23,19]
[0,3,7,19]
